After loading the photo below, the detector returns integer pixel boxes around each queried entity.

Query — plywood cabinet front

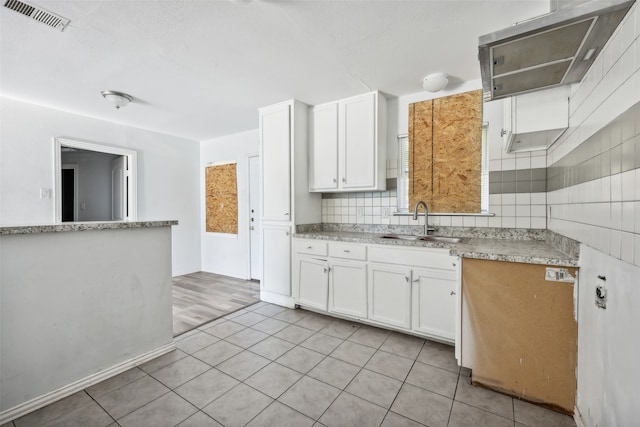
[461,258,577,413]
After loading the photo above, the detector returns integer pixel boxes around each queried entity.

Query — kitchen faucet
[413,200,431,236]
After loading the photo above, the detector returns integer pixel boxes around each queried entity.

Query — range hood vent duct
[479,0,635,101]
[3,0,70,31]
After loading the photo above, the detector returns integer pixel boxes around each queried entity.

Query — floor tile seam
[404,374,460,402]
[84,368,149,400]
[240,379,312,421]
[453,394,517,422]
[26,391,114,427]
[340,386,399,412]
[273,349,329,375]
[108,389,173,421]
[445,373,462,427]
[385,350,421,418]
[452,399,518,426]
[357,366,408,387]
[149,365,214,391]
[116,390,197,426]
[138,351,190,375]
[189,347,241,369]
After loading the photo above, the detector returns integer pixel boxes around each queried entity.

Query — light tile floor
[6,303,577,427]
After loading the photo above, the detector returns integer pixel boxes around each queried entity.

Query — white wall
[200,129,259,279]
[0,97,201,276]
[61,150,118,221]
[576,246,640,427]
[545,3,640,425]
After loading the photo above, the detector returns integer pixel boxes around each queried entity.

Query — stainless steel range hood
[479,0,635,101]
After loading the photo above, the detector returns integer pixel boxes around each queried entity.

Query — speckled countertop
[0,220,178,235]
[294,227,578,267]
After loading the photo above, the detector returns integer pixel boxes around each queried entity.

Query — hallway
[172,272,260,336]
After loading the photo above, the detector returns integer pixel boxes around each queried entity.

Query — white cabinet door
[340,92,376,190]
[296,256,328,311]
[261,104,291,221]
[262,225,291,296]
[368,263,412,329]
[329,260,367,318]
[412,268,457,341]
[309,103,339,191]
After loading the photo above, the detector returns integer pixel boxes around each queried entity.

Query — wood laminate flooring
[172,271,260,336]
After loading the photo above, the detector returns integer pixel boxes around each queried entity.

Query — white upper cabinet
[309,103,339,191]
[309,91,386,192]
[502,85,570,153]
[261,103,291,221]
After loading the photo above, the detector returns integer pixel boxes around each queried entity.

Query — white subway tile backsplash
[531,217,546,229]
[622,202,635,232]
[610,230,622,258]
[463,216,476,227]
[621,231,635,264]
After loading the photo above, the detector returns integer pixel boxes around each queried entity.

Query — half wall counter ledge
[0,220,178,423]
[0,220,178,235]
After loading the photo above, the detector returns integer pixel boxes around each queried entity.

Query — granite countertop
[0,220,179,235]
[294,229,578,267]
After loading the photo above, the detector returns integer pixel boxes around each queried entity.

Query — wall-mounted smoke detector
[3,0,70,31]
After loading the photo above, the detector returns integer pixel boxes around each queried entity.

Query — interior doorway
[54,138,137,222]
[61,164,78,222]
[249,155,261,280]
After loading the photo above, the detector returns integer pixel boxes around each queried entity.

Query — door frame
[53,137,137,222]
[61,163,79,221]
[247,153,261,280]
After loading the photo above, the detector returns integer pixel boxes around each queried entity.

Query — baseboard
[260,290,295,308]
[0,342,176,424]
[574,406,587,427]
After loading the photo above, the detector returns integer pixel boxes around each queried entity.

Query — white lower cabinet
[412,268,456,340]
[368,263,412,329]
[293,238,458,343]
[296,257,328,311]
[328,260,367,318]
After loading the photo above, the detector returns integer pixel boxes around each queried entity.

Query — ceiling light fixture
[101,90,133,109]
[422,73,449,92]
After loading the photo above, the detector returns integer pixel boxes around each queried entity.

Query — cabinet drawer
[294,239,328,256]
[329,242,367,260]
[368,245,455,270]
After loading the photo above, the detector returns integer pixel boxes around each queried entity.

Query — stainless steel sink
[381,234,463,244]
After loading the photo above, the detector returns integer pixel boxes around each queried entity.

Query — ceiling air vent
[3,0,70,31]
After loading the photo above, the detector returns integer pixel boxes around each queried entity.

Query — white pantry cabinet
[293,238,459,343]
[259,100,321,307]
[309,91,386,192]
[262,225,291,297]
[261,103,291,221]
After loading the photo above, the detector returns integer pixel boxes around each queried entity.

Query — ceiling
[0,0,549,141]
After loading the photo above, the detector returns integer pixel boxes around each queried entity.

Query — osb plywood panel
[409,100,433,208]
[433,90,482,212]
[461,259,578,413]
[206,163,238,234]
[408,90,482,212]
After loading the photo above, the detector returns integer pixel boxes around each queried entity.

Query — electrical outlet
[382,207,389,218]
[595,275,607,309]
[357,207,364,217]
[40,188,52,199]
